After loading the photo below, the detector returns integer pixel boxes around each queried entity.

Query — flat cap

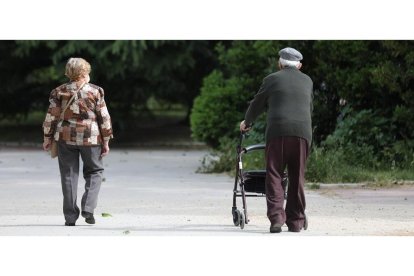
[278,47,303,61]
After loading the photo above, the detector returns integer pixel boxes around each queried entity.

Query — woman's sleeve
[96,87,114,141]
[42,89,61,139]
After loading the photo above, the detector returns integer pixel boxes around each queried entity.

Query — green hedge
[190,70,250,147]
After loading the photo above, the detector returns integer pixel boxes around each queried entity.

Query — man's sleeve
[244,77,269,126]
[310,80,314,115]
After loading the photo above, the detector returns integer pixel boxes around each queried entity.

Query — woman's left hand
[43,138,51,151]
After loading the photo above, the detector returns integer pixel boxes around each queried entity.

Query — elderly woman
[42,57,113,226]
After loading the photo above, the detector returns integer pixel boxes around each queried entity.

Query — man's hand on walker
[240,120,251,132]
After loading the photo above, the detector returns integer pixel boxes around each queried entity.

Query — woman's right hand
[101,141,110,158]
[43,138,51,151]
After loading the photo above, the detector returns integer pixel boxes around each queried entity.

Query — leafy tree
[0,40,219,125]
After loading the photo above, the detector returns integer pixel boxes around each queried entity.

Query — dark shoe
[270,223,283,233]
[65,222,75,226]
[288,228,301,232]
[82,211,95,224]
[288,226,302,232]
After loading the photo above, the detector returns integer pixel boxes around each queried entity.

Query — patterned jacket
[43,82,113,146]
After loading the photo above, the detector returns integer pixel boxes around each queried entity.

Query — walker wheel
[239,211,245,230]
[282,176,289,200]
[233,209,241,226]
[304,213,308,230]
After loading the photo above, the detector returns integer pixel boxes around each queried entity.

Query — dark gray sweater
[244,67,313,144]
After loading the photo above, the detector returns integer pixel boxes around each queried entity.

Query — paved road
[0,148,413,235]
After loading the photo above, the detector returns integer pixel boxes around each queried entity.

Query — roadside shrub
[305,147,338,182]
[190,70,250,148]
[202,135,414,183]
[323,107,390,168]
[384,140,414,170]
[306,147,374,183]
[197,116,267,173]
[197,136,238,173]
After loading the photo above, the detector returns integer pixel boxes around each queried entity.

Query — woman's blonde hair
[65,57,91,81]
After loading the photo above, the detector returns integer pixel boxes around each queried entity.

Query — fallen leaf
[101,213,112,217]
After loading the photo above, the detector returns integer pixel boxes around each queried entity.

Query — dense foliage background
[0,41,219,125]
[190,41,414,182]
[1,40,413,182]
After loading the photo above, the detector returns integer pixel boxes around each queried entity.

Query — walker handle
[238,123,251,152]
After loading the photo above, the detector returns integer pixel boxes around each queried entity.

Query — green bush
[305,146,414,183]
[306,147,338,182]
[197,137,238,173]
[197,118,266,174]
[201,137,414,183]
[190,70,250,147]
[323,107,414,169]
[305,147,373,183]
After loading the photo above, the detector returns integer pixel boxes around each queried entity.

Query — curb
[305,183,368,189]
[306,181,414,189]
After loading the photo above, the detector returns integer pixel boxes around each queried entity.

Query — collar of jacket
[281,66,299,71]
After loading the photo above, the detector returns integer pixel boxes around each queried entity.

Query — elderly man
[240,47,313,233]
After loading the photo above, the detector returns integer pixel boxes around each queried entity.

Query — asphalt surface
[0,148,413,236]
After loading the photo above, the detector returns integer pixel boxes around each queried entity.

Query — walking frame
[232,132,308,230]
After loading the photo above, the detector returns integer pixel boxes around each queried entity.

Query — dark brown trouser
[265,136,309,231]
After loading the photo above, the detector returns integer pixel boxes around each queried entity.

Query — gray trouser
[57,142,104,223]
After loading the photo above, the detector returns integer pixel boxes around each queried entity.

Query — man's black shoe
[65,222,75,226]
[270,223,283,233]
[288,228,301,232]
[82,211,95,224]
